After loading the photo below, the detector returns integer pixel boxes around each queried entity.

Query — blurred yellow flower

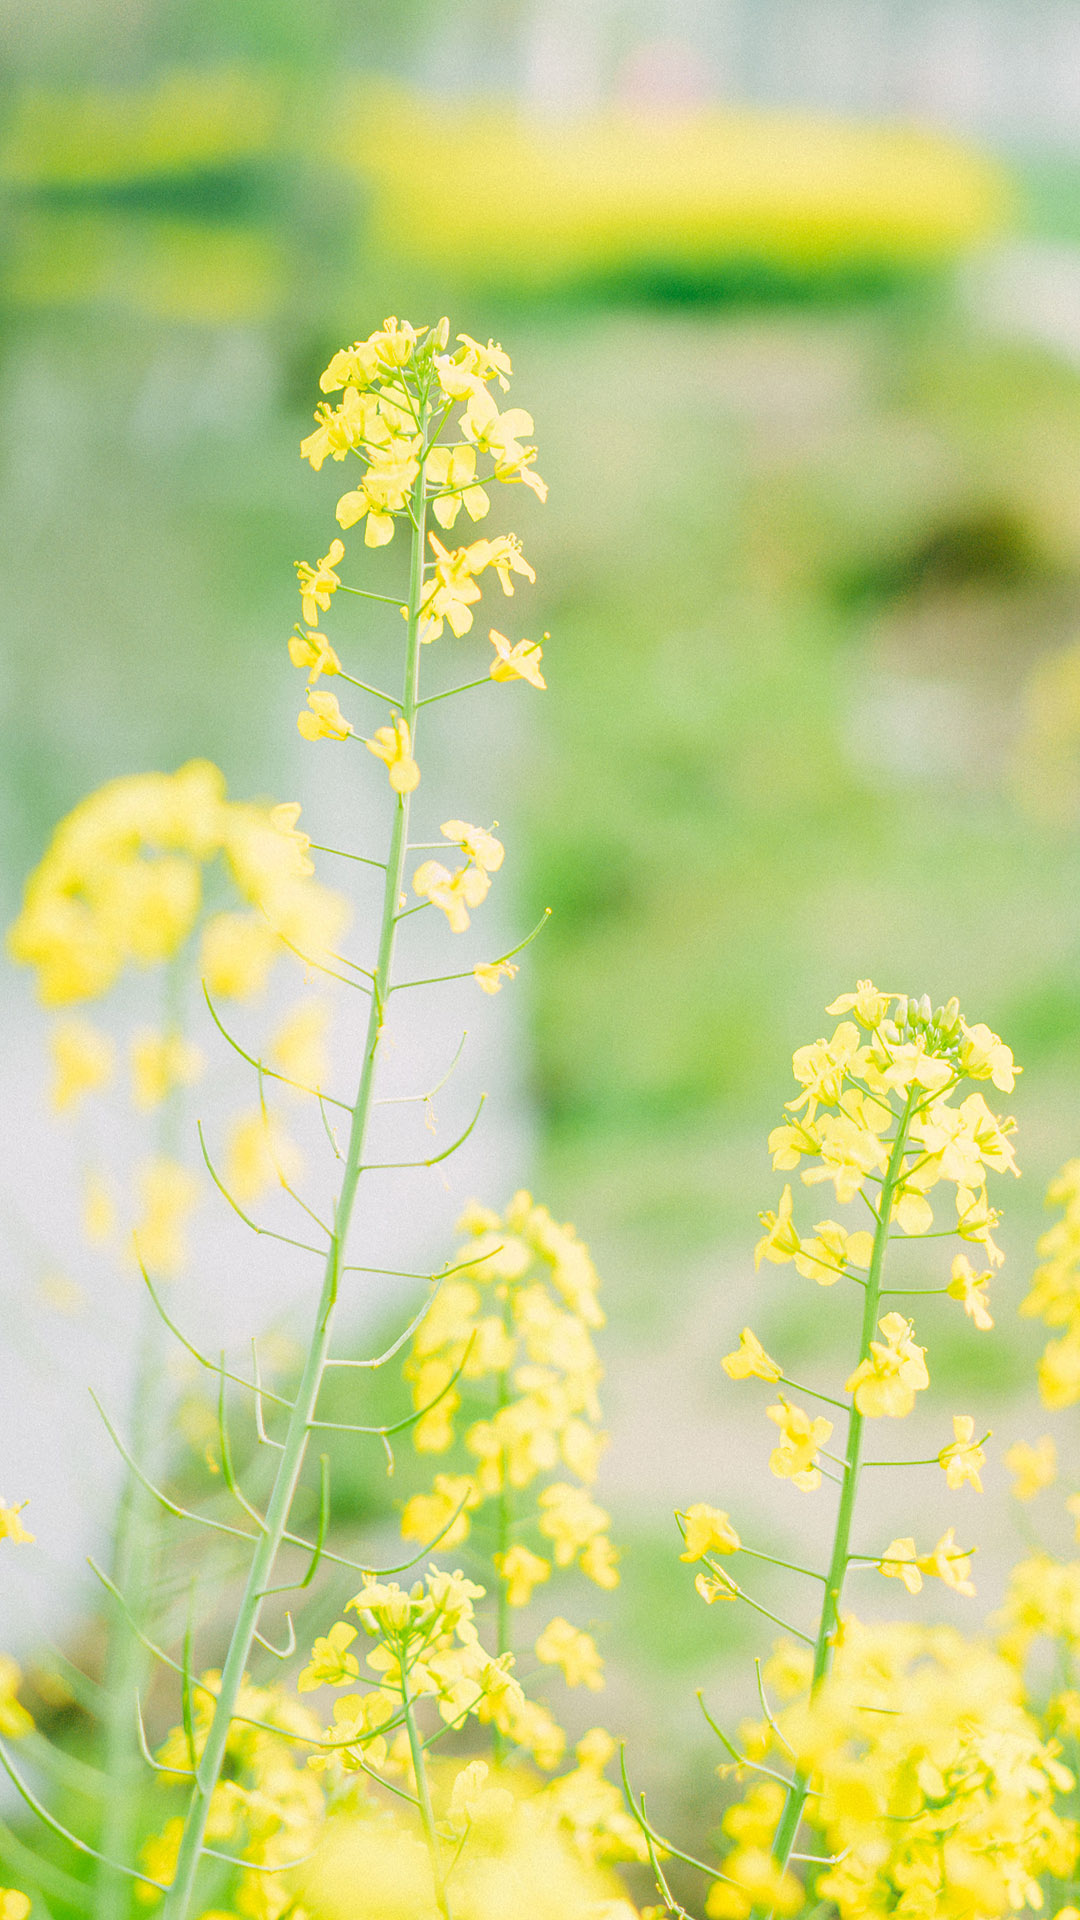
[270,1000,329,1090]
[534,1617,603,1690]
[495,1543,551,1607]
[1005,1436,1057,1501]
[225,1110,302,1204]
[134,1158,200,1276]
[131,1029,203,1109]
[49,1019,113,1111]
[200,913,278,1000]
[0,1501,33,1547]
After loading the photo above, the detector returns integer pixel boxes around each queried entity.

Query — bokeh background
[9,0,1080,1877]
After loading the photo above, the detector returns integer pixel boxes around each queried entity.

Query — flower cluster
[760,986,1017,1261]
[292,318,546,778]
[402,1193,617,1607]
[710,1621,1076,1920]
[1021,1158,1080,1407]
[299,1567,584,1777]
[8,762,346,1007]
[303,1737,643,1920]
[143,1674,326,1918]
[650,988,1023,1919]
[722,989,1016,1531]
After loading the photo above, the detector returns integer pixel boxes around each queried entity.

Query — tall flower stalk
[157,318,548,1920]
[630,984,1024,1918]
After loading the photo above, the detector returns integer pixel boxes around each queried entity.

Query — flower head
[295,540,344,625]
[766,1399,833,1491]
[678,1505,742,1561]
[938,1415,987,1491]
[489,628,546,687]
[1005,1435,1057,1501]
[845,1313,929,1419]
[364,715,419,792]
[0,1501,33,1547]
[723,1328,783,1382]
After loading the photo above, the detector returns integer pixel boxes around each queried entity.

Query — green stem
[95,974,188,1920]
[162,425,432,1920]
[402,1659,451,1919]
[770,1093,915,1880]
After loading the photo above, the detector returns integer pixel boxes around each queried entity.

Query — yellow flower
[0,1501,33,1547]
[534,1617,604,1690]
[298,689,352,742]
[474,960,518,994]
[300,386,375,469]
[83,1170,116,1245]
[400,1474,479,1552]
[268,800,314,873]
[722,1328,782,1382]
[418,533,536,642]
[706,1848,803,1919]
[134,1159,199,1277]
[0,1658,32,1738]
[440,819,504,872]
[916,1526,976,1595]
[696,1568,738,1604]
[767,1399,833,1491]
[538,1483,610,1566]
[495,1544,551,1608]
[959,1020,1019,1092]
[679,1504,742,1560]
[200,913,278,1000]
[270,1000,328,1089]
[319,338,381,392]
[825,980,896,1027]
[364,714,419,792]
[787,1020,864,1120]
[1005,1435,1057,1500]
[579,1533,619,1589]
[723,1782,788,1847]
[426,443,490,528]
[794,1218,875,1286]
[295,539,344,624]
[947,1252,994,1329]
[413,860,489,933]
[878,1537,922,1593]
[768,1115,821,1170]
[131,1030,203,1109]
[938,1415,986,1491]
[297,1622,359,1692]
[49,1019,113,1112]
[225,1110,302,1205]
[0,1893,30,1920]
[489,628,546,687]
[461,388,548,501]
[336,444,420,545]
[137,1818,184,1900]
[288,628,341,685]
[754,1185,801,1268]
[845,1312,929,1418]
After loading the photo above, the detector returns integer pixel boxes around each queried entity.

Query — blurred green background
[11,0,1080,1877]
